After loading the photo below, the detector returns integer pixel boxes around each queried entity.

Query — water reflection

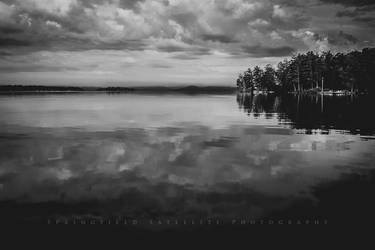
[0,94,374,226]
[237,93,375,135]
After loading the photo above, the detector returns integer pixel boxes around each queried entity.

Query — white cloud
[248,18,270,28]
[272,4,288,19]
[291,30,330,52]
[168,19,185,40]
[46,20,62,29]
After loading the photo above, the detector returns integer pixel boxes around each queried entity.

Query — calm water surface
[0,93,374,226]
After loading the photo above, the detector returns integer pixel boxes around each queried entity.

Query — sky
[0,0,374,86]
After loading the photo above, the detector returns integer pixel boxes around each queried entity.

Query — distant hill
[132,85,236,94]
[0,85,87,92]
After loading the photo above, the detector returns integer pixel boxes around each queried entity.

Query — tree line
[236,47,375,94]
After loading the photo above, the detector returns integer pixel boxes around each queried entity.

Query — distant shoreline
[0,85,237,94]
[0,85,368,96]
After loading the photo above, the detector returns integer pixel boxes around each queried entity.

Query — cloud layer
[0,0,374,85]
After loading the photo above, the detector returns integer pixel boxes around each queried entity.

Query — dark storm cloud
[336,4,375,17]
[77,0,146,12]
[170,11,198,27]
[0,35,147,52]
[17,4,97,34]
[0,38,33,47]
[0,51,13,56]
[149,62,173,68]
[328,31,358,45]
[335,4,375,28]
[354,16,375,23]
[200,34,237,43]
[0,65,79,73]
[319,0,375,7]
[336,9,358,17]
[156,44,191,53]
[241,45,296,57]
[0,0,150,51]
[203,136,238,148]
[0,0,13,4]
[156,44,211,55]
[352,16,375,27]
[118,0,147,9]
[0,26,23,34]
[51,38,148,51]
[170,54,200,60]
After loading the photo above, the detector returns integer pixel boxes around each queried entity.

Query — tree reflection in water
[237,93,375,135]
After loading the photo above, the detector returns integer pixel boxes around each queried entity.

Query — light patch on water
[106,143,126,162]
[47,146,63,161]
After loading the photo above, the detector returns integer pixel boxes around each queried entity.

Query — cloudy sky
[0,0,374,86]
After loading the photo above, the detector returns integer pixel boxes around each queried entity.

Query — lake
[0,93,374,228]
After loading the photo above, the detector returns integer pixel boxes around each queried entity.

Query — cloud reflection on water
[0,94,374,222]
[0,125,374,221]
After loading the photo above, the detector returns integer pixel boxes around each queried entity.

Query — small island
[236,47,375,95]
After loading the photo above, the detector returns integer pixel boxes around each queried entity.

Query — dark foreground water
[0,93,374,230]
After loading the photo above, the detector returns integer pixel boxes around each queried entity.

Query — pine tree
[236,73,244,91]
[252,66,264,91]
[243,68,254,92]
[262,64,276,91]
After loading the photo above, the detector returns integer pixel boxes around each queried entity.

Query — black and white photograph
[0,0,374,241]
